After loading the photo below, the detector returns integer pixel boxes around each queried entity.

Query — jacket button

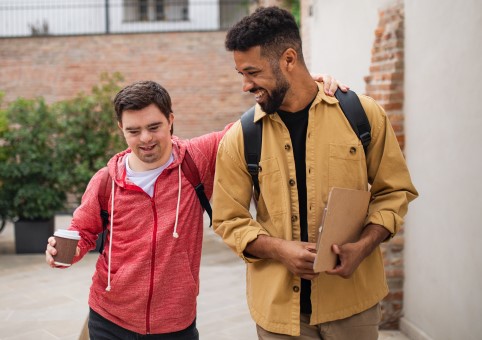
[293,286,300,293]
[291,215,298,222]
[285,144,291,150]
[350,147,357,154]
[289,179,295,186]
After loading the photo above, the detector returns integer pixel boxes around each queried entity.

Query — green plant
[54,72,126,204]
[285,0,301,26]
[0,73,126,221]
[0,92,8,162]
[0,97,66,221]
[0,92,8,229]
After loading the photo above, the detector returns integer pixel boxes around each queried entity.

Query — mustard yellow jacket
[212,83,418,336]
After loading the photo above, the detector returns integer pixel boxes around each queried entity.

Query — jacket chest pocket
[328,143,366,189]
[257,157,287,217]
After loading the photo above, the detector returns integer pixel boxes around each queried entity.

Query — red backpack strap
[97,167,111,253]
[180,150,213,227]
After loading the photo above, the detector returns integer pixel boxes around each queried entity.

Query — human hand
[45,236,80,268]
[277,240,319,280]
[325,223,389,278]
[311,73,350,96]
[325,242,365,279]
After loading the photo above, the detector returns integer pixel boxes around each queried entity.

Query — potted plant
[0,96,66,253]
[0,73,126,253]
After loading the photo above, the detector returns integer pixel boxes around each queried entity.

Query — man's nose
[242,76,254,93]
[140,129,153,142]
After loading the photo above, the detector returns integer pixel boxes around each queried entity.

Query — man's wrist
[359,223,390,257]
[245,235,282,261]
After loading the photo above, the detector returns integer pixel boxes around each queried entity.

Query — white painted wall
[402,1,482,339]
[307,0,482,339]
[0,0,105,36]
[0,0,220,37]
[305,0,386,94]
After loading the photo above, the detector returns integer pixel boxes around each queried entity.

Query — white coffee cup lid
[54,229,80,240]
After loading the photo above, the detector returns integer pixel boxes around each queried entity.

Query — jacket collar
[314,81,339,105]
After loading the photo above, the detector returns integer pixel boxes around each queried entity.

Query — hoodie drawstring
[105,178,115,292]
[172,164,181,239]
[105,163,181,292]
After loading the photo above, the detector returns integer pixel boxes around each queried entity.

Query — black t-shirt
[278,103,312,315]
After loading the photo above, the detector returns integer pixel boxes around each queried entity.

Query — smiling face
[234,46,290,114]
[118,103,174,171]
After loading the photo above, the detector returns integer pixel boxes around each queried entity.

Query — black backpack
[240,89,371,196]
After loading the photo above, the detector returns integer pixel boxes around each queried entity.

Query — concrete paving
[0,215,410,339]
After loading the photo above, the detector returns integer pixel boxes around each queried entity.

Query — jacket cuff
[235,228,270,263]
[366,210,402,240]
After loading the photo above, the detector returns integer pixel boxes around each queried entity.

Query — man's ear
[282,48,298,71]
[118,121,123,130]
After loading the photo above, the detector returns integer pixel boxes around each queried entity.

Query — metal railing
[0,0,249,38]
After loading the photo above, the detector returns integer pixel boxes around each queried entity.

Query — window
[124,0,188,22]
[155,0,165,21]
[139,0,148,21]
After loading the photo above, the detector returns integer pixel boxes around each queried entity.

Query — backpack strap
[334,89,371,153]
[98,167,111,254]
[240,92,371,200]
[181,149,213,227]
[240,106,262,196]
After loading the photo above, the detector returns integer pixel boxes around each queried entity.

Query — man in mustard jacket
[212,6,418,340]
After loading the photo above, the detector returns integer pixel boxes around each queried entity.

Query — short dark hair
[114,80,173,134]
[225,6,303,63]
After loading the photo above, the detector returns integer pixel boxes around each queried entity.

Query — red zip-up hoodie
[69,127,229,334]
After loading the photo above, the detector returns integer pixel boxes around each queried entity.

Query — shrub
[0,96,66,220]
[0,72,126,221]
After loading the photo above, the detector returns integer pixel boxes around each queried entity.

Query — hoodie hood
[106,137,188,188]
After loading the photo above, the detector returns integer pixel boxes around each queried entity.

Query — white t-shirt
[125,153,174,197]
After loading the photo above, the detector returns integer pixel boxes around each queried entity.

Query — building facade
[0,0,248,37]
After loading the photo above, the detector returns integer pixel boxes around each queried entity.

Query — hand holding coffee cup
[52,229,80,267]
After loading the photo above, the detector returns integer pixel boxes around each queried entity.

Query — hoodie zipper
[145,198,158,334]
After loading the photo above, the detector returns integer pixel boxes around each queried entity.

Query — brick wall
[0,31,253,139]
[365,1,405,150]
[364,0,406,330]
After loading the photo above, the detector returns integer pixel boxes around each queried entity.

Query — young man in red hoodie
[45,79,343,339]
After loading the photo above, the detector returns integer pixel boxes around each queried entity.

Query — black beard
[259,68,290,115]
[260,85,288,114]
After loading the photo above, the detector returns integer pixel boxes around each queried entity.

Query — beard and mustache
[250,66,290,115]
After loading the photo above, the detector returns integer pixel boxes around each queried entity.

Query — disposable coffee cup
[53,229,80,267]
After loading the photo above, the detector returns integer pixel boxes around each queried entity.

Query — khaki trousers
[257,304,381,340]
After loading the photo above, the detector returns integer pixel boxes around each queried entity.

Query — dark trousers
[88,308,199,340]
